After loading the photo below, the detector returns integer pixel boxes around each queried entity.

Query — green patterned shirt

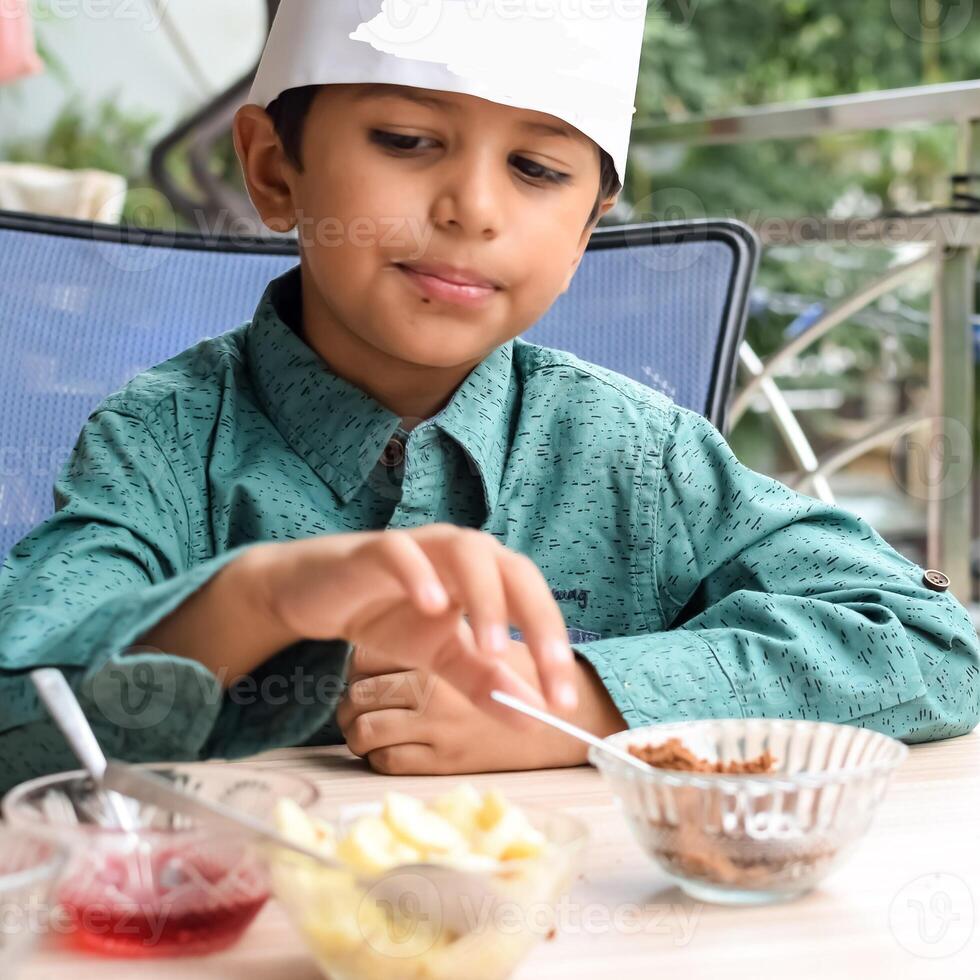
[1,264,977,792]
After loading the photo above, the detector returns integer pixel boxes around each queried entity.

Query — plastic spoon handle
[101,761,336,867]
[490,689,654,774]
[31,668,137,831]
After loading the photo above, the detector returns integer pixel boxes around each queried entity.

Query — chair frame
[0,208,758,432]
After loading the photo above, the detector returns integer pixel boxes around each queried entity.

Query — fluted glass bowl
[589,718,908,905]
[0,828,71,977]
[2,764,318,957]
[269,801,588,980]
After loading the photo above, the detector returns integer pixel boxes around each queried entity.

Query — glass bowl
[2,763,318,958]
[0,827,71,977]
[268,801,588,980]
[589,718,908,905]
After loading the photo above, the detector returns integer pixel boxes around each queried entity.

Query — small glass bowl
[268,802,588,980]
[590,718,908,905]
[0,827,71,978]
[2,763,318,958]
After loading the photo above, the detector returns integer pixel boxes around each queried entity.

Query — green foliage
[0,13,246,231]
[3,92,181,228]
[6,92,155,176]
[625,0,980,476]
[630,0,976,220]
[640,0,979,112]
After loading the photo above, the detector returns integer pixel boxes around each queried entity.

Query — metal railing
[632,80,980,602]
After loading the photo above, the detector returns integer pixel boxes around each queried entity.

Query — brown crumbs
[628,737,776,774]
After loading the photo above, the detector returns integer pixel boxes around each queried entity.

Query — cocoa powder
[628,737,776,774]
[626,738,837,892]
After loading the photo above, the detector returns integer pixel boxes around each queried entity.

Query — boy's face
[234,83,617,407]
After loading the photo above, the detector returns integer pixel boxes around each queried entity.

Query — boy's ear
[232,105,298,235]
[560,195,619,294]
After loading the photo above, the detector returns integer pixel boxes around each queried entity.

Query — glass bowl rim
[591,717,909,790]
[0,826,71,894]
[268,801,590,886]
[1,761,320,837]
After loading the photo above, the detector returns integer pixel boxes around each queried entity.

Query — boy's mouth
[394,260,502,290]
[394,262,502,307]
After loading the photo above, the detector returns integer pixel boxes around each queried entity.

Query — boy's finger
[357,531,453,616]
[428,618,548,729]
[437,531,510,658]
[347,639,423,680]
[343,671,423,716]
[496,549,579,713]
[367,744,438,776]
[344,707,422,757]
[465,660,551,730]
[348,598,464,677]
[281,531,449,642]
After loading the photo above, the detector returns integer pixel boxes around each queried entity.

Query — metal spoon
[31,669,139,831]
[490,689,657,775]
[101,761,507,936]
[31,668,494,937]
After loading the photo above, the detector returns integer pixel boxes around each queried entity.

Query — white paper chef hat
[247,0,649,189]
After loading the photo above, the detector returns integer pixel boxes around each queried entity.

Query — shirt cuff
[60,544,256,762]
[2,543,352,775]
[573,628,744,727]
[202,638,352,758]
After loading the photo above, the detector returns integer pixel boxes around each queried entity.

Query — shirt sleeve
[573,403,980,744]
[0,407,348,795]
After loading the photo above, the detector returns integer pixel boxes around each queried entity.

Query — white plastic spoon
[490,689,657,775]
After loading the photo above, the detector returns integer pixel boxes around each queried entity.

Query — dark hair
[266,85,621,229]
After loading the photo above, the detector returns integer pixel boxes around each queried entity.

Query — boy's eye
[369,130,570,186]
[512,157,569,185]
[371,131,433,153]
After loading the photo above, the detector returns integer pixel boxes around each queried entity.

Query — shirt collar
[245,265,517,515]
[429,333,517,517]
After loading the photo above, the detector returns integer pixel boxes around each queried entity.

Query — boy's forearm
[135,545,302,687]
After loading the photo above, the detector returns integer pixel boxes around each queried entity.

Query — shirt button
[380,436,405,468]
[922,569,950,592]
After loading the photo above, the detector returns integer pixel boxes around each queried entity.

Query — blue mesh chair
[0,209,758,560]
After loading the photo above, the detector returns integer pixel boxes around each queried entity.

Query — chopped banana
[273,785,546,880]
[273,798,337,858]
[430,783,484,838]
[335,814,422,875]
[270,786,562,980]
[475,788,511,832]
[476,805,546,861]
[383,791,469,854]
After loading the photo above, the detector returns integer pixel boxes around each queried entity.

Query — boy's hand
[247,524,579,722]
[334,640,627,775]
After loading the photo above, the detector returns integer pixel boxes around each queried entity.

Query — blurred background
[1,0,978,602]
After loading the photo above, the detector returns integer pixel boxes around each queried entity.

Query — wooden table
[23,733,980,980]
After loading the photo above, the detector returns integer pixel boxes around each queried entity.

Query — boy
[0,1,977,793]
